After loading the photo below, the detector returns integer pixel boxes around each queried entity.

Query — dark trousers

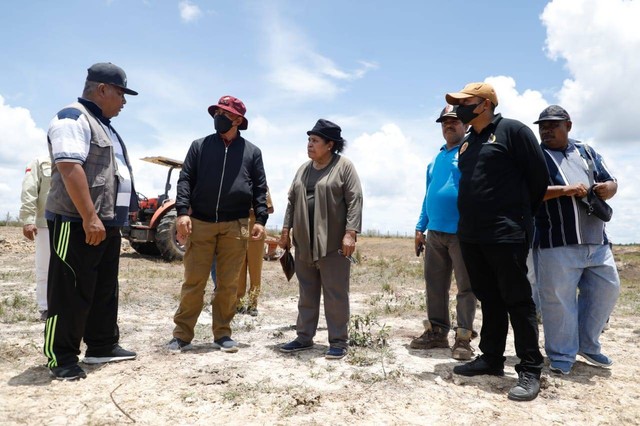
[459,241,543,375]
[294,250,351,349]
[44,217,121,368]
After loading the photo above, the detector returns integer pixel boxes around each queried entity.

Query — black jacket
[457,114,549,244]
[176,132,268,225]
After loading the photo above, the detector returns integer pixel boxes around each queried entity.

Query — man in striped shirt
[533,105,620,376]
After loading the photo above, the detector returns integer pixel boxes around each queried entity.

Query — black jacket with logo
[457,114,548,244]
[176,132,268,225]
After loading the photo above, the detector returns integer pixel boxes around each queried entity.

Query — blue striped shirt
[534,139,615,248]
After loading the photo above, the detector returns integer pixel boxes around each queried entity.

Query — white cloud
[0,95,48,220]
[178,0,202,23]
[542,0,640,142]
[262,13,378,100]
[485,76,548,128]
[348,123,426,233]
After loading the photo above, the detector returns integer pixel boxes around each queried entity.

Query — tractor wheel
[155,210,185,262]
[130,241,160,256]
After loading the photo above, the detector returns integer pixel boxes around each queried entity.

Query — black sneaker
[279,340,313,353]
[508,371,540,401]
[246,307,259,317]
[83,345,136,364]
[49,364,87,381]
[453,356,504,376]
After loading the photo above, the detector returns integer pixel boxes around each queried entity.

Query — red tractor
[122,156,185,261]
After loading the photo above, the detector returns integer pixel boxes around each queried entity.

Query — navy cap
[87,62,138,96]
[534,105,570,124]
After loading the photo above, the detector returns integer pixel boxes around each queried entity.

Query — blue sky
[1,0,638,242]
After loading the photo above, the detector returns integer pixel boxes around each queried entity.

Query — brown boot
[451,328,474,360]
[409,320,449,349]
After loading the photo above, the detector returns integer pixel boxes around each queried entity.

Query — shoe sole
[410,343,450,350]
[507,391,539,402]
[82,355,136,364]
[549,366,571,375]
[213,343,239,353]
[578,352,613,368]
[49,370,87,381]
[453,369,504,377]
[325,352,347,360]
[279,345,314,353]
[452,352,474,361]
[166,343,193,352]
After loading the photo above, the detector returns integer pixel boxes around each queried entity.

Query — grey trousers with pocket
[294,249,351,349]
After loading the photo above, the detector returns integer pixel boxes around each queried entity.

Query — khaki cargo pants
[173,217,249,341]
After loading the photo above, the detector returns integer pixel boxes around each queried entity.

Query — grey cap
[87,62,138,96]
[534,105,570,124]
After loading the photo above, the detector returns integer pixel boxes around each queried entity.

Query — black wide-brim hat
[306,119,345,143]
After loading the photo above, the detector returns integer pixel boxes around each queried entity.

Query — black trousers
[43,217,121,368]
[459,241,543,374]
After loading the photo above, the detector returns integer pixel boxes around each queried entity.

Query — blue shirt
[416,144,461,234]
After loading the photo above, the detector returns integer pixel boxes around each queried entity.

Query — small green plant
[348,313,390,348]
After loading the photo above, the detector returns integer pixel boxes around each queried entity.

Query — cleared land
[1,226,639,425]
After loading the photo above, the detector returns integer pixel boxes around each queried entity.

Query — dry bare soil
[1,226,639,425]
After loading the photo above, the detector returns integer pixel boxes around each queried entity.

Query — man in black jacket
[167,95,268,353]
[445,82,548,401]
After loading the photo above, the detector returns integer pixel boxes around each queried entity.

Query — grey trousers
[424,230,476,332]
[294,249,351,349]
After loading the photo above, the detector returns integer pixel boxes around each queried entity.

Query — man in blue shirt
[412,105,477,360]
[533,105,619,375]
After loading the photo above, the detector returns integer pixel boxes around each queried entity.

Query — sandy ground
[1,226,639,425]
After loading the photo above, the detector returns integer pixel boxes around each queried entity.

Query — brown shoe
[409,320,449,349]
[451,328,474,360]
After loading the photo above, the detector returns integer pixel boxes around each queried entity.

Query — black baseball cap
[534,105,570,124]
[435,105,460,123]
[87,62,138,96]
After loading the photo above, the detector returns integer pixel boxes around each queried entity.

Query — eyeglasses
[338,249,358,264]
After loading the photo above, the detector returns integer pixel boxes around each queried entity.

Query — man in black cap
[44,62,139,380]
[411,105,477,360]
[532,105,619,376]
[445,82,549,401]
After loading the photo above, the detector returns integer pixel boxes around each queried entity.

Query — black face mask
[214,114,233,134]
[455,102,483,124]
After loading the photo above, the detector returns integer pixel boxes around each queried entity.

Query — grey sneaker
[213,336,239,353]
[166,337,193,352]
[83,345,136,364]
[507,371,540,401]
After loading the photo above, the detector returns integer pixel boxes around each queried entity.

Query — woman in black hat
[278,119,363,359]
